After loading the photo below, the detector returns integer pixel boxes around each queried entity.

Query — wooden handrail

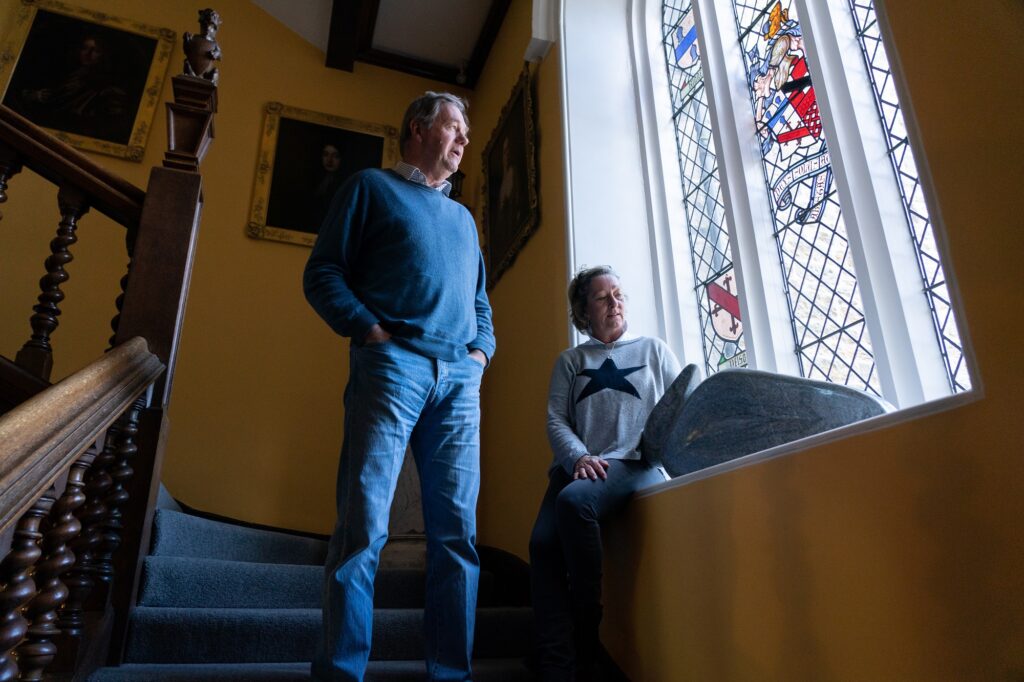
[0,105,145,230]
[0,337,163,536]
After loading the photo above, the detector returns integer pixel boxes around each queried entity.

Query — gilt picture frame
[246,102,399,247]
[0,0,174,161]
[481,65,539,290]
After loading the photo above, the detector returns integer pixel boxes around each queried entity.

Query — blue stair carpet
[88,493,535,680]
[138,556,459,610]
[150,509,328,565]
[123,606,533,664]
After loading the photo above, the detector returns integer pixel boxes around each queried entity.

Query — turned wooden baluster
[58,426,118,635]
[95,397,145,582]
[0,495,53,681]
[0,143,22,221]
[107,270,130,352]
[107,226,138,351]
[15,444,97,681]
[15,186,90,381]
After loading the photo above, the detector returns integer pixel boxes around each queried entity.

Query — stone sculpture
[645,367,892,478]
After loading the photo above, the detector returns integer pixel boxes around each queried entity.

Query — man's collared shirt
[393,161,452,197]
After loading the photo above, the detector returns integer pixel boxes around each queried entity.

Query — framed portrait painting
[0,0,174,161]
[482,65,539,290]
[247,102,399,247]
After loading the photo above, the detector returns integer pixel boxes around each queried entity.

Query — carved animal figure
[183,8,222,85]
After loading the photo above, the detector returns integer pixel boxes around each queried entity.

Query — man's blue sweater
[303,168,495,363]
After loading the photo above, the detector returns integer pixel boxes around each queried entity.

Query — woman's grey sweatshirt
[546,333,681,475]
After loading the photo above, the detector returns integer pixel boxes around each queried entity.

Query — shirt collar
[583,330,637,347]
[393,161,452,197]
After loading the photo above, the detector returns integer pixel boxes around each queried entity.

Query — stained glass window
[731,0,879,393]
[847,0,970,392]
[662,0,747,377]
[658,0,967,401]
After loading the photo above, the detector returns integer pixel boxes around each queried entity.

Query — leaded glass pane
[847,0,970,392]
[732,0,879,394]
[663,0,747,375]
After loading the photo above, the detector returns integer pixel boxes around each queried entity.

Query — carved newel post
[165,8,221,172]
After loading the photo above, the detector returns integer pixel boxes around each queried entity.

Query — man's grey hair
[400,91,469,153]
[568,265,621,333]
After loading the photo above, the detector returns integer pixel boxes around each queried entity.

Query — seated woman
[530,265,681,681]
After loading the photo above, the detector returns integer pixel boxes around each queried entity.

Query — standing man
[304,92,495,681]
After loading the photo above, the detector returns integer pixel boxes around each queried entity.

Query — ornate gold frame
[481,65,539,290]
[0,0,174,161]
[246,102,399,247]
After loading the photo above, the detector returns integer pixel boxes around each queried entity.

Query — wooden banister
[0,106,145,230]
[0,8,220,677]
[0,337,163,536]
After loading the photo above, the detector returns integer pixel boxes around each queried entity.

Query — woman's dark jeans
[528,459,665,680]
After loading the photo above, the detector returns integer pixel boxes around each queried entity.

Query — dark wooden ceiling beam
[463,0,511,89]
[327,0,378,72]
[355,0,379,53]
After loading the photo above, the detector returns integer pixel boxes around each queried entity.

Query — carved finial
[166,9,220,169]
[182,8,222,85]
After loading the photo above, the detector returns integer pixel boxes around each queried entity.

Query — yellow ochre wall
[598,1,1024,680]
[468,0,569,556]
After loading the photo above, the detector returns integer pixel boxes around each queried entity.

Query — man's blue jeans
[312,341,483,681]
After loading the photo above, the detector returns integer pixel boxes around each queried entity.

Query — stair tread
[150,509,327,565]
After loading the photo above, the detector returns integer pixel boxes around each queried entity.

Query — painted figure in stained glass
[747,2,832,224]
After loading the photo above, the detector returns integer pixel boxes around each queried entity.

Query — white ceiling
[250,0,491,69]
[251,0,333,53]
[372,0,490,67]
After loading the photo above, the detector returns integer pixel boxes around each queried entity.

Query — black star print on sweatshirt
[575,358,646,403]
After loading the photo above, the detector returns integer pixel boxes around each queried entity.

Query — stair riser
[140,558,497,610]
[124,608,533,664]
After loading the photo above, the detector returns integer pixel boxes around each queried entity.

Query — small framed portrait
[0,0,175,161]
[482,65,539,290]
[247,102,399,247]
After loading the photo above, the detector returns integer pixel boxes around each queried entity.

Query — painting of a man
[3,9,157,146]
